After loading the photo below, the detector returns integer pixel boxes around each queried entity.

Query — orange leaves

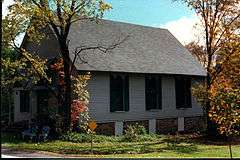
[50,58,65,86]
[208,35,240,136]
[71,100,87,126]
[50,58,64,72]
[209,89,240,136]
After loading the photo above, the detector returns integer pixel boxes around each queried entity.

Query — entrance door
[37,89,49,114]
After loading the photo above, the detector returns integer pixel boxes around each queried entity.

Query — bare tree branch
[69,35,130,74]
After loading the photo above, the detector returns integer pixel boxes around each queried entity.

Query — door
[37,89,49,114]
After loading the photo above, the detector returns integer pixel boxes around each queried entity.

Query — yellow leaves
[21,50,49,82]
[209,88,240,136]
[208,43,240,136]
[208,113,213,118]
[99,0,112,11]
[1,57,26,86]
[192,83,208,110]
[72,73,91,104]
[1,47,49,87]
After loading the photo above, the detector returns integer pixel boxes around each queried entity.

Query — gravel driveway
[1,148,62,158]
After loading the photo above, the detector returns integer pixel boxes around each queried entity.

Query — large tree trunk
[60,41,72,132]
[205,71,218,137]
[63,57,71,132]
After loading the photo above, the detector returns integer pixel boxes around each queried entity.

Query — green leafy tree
[3,0,112,131]
[1,47,18,124]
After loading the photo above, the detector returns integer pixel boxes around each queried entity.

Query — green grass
[2,132,240,158]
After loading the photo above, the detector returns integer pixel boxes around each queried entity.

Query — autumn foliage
[184,0,240,137]
[3,0,111,131]
[50,58,65,86]
[71,100,87,127]
[209,50,240,136]
[49,58,91,130]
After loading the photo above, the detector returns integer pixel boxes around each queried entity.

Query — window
[110,74,129,112]
[20,90,30,112]
[145,75,162,110]
[175,77,192,108]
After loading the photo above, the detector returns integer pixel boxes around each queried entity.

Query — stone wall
[95,122,115,136]
[184,116,206,132]
[156,118,178,134]
[95,116,206,135]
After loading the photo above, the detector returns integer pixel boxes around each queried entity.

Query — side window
[20,90,30,112]
[145,75,162,110]
[110,74,129,112]
[175,77,192,108]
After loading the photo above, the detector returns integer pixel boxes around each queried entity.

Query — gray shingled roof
[68,19,206,76]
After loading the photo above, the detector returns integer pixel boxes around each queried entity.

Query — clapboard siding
[13,89,37,122]
[88,72,203,122]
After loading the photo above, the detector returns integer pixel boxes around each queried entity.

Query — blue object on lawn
[39,126,50,141]
[22,125,38,141]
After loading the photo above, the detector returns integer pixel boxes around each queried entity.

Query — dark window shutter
[145,76,150,110]
[145,75,157,110]
[110,75,116,112]
[37,90,49,113]
[110,74,129,112]
[175,77,192,108]
[185,78,192,107]
[175,78,184,108]
[124,75,129,111]
[115,76,123,111]
[157,76,162,109]
[20,91,30,112]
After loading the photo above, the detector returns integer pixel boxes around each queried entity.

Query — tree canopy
[184,0,240,136]
[3,0,112,131]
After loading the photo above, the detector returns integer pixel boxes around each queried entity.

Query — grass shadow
[1,132,24,144]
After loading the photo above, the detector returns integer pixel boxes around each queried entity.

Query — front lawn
[1,132,240,158]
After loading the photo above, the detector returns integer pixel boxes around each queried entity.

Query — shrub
[123,123,148,142]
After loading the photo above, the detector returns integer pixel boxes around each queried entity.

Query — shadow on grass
[2,132,201,155]
[55,140,200,155]
[162,143,199,154]
[1,132,24,144]
[161,134,240,146]
[55,141,165,154]
[3,132,239,155]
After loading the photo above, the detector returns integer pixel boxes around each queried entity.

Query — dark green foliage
[59,131,161,143]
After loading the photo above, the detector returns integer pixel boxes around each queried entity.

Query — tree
[1,47,18,124]
[3,0,116,131]
[182,0,240,136]
[185,42,207,68]
[209,33,240,158]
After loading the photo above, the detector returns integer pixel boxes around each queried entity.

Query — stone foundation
[95,116,206,135]
[123,120,149,133]
[184,116,206,132]
[95,122,115,136]
[156,118,178,134]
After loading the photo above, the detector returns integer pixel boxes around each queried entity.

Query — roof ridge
[99,18,168,31]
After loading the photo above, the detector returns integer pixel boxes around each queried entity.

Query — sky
[2,0,202,45]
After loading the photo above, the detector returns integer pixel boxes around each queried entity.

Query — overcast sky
[2,0,203,45]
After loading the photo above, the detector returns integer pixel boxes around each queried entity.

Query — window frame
[110,73,129,112]
[175,77,192,109]
[145,74,162,110]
